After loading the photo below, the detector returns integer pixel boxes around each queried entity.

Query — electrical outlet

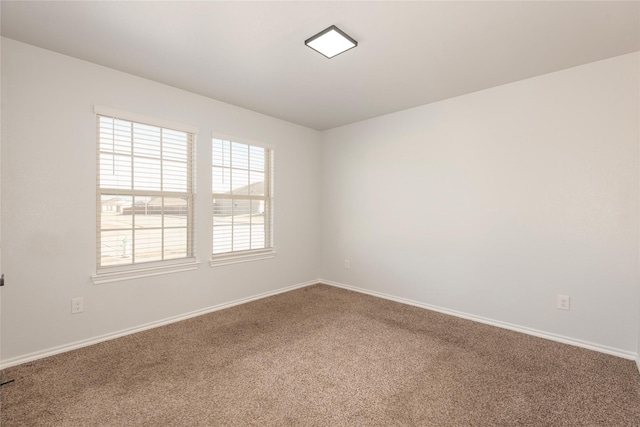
[344,259,350,269]
[71,297,84,314]
[557,295,570,311]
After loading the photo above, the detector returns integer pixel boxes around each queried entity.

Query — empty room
[1,1,639,425]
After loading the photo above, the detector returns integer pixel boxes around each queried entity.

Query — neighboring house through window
[94,106,198,283]
[211,136,274,265]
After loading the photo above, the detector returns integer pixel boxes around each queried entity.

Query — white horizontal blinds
[212,138,273,256]
[97,115,195,268]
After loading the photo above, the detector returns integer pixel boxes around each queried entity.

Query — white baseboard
[4,279,639,372]
[320,279,639,362]
[0,279,318,370]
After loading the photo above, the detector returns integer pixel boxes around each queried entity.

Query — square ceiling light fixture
[305,25,357,59]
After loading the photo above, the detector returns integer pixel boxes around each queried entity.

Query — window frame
[92,106,200,284]
[210,133,275,267]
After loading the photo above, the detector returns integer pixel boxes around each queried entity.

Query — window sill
[91,259,201,285]
[210,250,276,267]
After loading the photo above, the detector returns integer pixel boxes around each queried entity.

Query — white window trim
[94,105,199,135]
[211,133,275,265]
[94,105,199,282]
[92,258,201,285]
[209,249,276,268]
[210,132,275,151]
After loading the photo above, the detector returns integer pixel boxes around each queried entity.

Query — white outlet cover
[557,295,570,310]
[72,297,84,314]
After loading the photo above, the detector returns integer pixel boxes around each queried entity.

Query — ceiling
[2,1,639,131]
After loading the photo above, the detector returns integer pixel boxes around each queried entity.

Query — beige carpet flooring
[1,284,639,426]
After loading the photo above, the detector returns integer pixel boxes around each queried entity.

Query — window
[95,107,197,281]
[212,137,274,265]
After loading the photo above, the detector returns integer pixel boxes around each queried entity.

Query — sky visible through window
[98,116,193,267]
[212,139,270,255]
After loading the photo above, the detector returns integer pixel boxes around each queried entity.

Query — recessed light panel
[305,25,357,59]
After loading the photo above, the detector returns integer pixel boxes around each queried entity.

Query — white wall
[2,37,639,366]
[0,38,321,363]
[320,52,640,355]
